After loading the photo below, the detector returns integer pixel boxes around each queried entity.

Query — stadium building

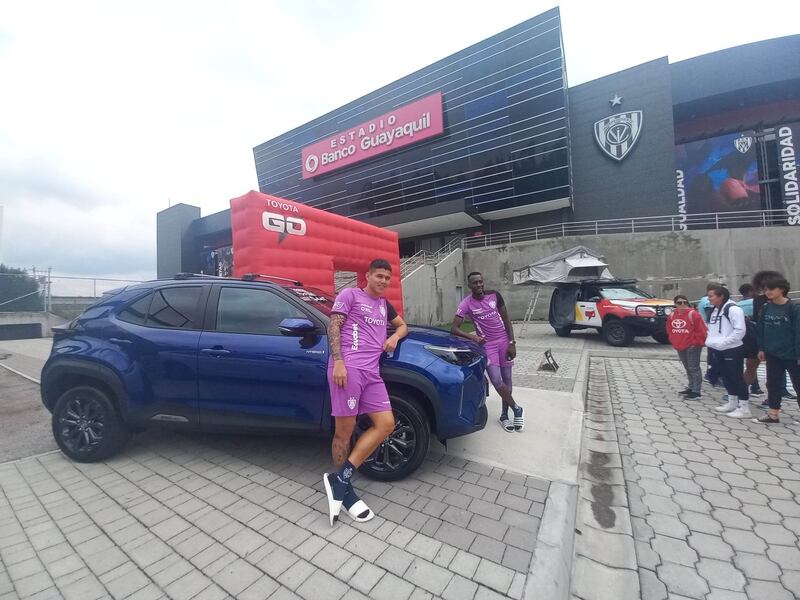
[157,7,800,278]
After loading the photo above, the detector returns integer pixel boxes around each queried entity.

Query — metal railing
[463,209,791,249]
[399,236,465,280]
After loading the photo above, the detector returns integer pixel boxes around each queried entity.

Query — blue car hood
[404,326,484,352]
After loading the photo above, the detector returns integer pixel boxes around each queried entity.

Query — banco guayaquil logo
[594,111,643,161]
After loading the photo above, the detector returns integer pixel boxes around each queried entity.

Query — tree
[0,265,44,311]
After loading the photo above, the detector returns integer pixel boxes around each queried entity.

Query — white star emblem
[609,94,623,107]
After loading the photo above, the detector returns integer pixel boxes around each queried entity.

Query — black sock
[332,460,355,500]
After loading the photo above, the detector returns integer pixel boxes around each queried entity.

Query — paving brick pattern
[604,357,800,599]
[0,430,548,599]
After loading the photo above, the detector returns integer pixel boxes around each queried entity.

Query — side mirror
[589,297,601,302]
[279,318,317,336]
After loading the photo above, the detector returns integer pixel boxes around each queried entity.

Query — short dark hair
[763,274,790,296]
[708,285,730,302]
[738,283,754,296]
[752,270,783,290]
[706,282,722,291]
[673,294,688,304]
[467,272,482,281]
[368,258,392,272]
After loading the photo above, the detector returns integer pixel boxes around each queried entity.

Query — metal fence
[0,269,143,311]
[463,209,791,249]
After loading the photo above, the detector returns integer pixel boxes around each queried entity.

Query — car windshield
[599,287,652,300]
[285,286,336,316]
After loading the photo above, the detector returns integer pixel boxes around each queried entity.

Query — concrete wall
[0,312,67,337]
[463,227,800,320]
[401,248,467,326]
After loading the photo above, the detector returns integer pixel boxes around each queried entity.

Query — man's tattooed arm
[327,314,345,360]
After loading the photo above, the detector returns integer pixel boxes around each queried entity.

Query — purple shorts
[485,340,513,367]
[328,366,391,417]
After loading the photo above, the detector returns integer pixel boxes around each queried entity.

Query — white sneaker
[726,401,752,418]
[714,397,737,412]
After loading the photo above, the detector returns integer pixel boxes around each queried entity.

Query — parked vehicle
[41,274,488,480]
[550,279,674,347]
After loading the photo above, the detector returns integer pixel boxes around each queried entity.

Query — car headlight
[425,345,479,366]
[637,306,657,317]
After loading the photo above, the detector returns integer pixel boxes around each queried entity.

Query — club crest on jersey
[347,397,357,410]
[379,305,386,316]
[489,300,496,309]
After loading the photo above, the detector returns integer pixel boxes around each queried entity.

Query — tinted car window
[216,287,305,335]
[118,292,153,326]
[147,287,203,329]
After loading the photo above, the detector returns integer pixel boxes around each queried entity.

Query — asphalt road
[0,367,57,462]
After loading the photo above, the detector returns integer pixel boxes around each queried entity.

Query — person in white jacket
[707,285,751,417]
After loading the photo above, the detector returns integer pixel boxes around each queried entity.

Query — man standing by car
[451,272,524,433]
[324,259,408,526]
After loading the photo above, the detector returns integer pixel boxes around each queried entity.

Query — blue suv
[41,274,488,480]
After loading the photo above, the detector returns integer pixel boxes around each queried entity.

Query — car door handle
[109,338,132,346]
[201,347,231,356]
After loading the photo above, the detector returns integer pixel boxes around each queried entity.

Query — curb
[524,481,579,600]
[570,357,640,600]
[0,361,41,384]
[523,347,591,600]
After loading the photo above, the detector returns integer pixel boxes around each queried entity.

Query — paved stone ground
[603,357,800,599]
[0,426,548,600]
[514,323,672,392]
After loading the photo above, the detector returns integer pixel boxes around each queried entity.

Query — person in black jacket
[752,270,795,403]
[754,274,800,424]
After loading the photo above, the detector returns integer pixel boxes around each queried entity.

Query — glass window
[147,287,203,329]
[118,293,152,326]
[216,288,306,335]
[599,288,652,300]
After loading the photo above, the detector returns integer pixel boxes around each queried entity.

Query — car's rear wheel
[356,391,430,481]
[602,319,635,347]
[52,385,129,462]
[554,326,571,338]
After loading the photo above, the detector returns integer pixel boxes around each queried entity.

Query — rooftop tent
[512,246,612,285]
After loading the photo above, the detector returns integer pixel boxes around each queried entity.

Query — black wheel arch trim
[379,365,441,434]
[41,359,130,418]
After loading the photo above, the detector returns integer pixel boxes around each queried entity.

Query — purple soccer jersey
[456,291,509,344]
[330,287,397,371]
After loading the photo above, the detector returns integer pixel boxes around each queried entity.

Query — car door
[111,284,209,424]
[576,287,603,327]
[197,284,329,431]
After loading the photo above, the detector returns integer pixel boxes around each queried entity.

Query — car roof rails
[580,278,638,286]
[173,272,228,280]
[241,273,303,286]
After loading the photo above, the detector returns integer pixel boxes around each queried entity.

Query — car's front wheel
[554,326,571,337]
[602,319,635,347]
[52,385,130,463]
[356,391,430,481]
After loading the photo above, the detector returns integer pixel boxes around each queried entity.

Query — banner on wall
[674,131,762,230]
[201,246,234,277]
[777,123,800,225]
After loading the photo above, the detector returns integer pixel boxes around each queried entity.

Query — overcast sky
[1,0,798,286]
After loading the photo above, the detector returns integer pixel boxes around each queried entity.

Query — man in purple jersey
[323,258,408,526]
[451,272,524,433]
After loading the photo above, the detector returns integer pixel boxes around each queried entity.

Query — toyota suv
[41,274,488,480]
[550,279,674,347]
